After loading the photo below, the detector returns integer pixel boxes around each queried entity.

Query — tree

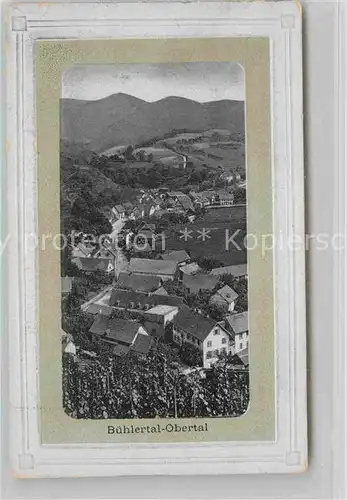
[234,187,246,204]
[179,343,202,367]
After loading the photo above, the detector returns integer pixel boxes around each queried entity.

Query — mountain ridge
[61,93,245,154]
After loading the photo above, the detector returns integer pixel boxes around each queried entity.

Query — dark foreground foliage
[63,344,249,420]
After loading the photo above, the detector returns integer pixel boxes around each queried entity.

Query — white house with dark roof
[209,284,238,312]
[172,305,236,369]
[224,311,249,353]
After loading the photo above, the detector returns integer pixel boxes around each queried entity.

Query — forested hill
[60,93,245,153]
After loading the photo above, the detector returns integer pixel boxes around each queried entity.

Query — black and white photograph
[60,61,249,420]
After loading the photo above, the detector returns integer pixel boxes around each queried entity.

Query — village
[62,184,249,378]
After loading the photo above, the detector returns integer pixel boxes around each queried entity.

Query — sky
[62,62,245,102]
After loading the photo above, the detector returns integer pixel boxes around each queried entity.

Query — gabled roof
[212,284,238,304]
[225,311,249,335]
[129,258,177,276]
[110,288,183,309]
[176,194,194,211]
[108,318,144,344]
[162,250,190,263]
[89,314,110,335]
[183,273,219,293]
[172,305,217,342]
[89,315,143,345]
[151,286,168,296]
[173,305,230,342]
[210,264,248,277]
[116,272,161,293]
[139,222,156,232]
[75,257,113,272]
[130,333,154,355]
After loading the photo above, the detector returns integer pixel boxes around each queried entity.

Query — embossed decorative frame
[5,1,307,477]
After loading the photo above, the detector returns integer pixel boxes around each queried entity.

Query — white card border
[5,1,307,477]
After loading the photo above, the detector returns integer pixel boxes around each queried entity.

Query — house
[179,262,202,276]
[112,205,126,220]
[199,191,216,206]
[172,305,235,369]
[210,264,248,279]
[62,332,77,358]
[74,257,114,273]
[162,250,190,266]
[139,222,156,232]
[93,247,115,259]
[140,202,160,218]
[182,273,219,294]
[176,194,195,211]
[209,284,238,312]
[89,315,153,357]
[143,305,179,339]
[61,276,74,296]
[167,191,185,200]
[109,288,183,311]
[224,311,249,353]
[128,258,178,281]
[190,192,210,208]
[116,272,162,293]
[71,242,94,259]
[214,190,234,207]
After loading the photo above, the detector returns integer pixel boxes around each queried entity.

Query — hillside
[60,93,245,154]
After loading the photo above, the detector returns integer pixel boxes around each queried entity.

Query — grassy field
[164,206,247,266]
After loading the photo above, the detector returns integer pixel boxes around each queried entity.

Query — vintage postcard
[61,60,249,423]
[6,1,307,476]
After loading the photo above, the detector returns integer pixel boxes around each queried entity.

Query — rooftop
[225,311,249,335]
[130,334,153,355]
[162,250,190,263]
[110,288,183,309]
[74,257,113,273]
[210,264,248,277]
[172,305,219,342]
[129,258,177,276]
[89,315,144,345]
[146,305,178,315]
[114,204,125,212]
[213,284,238,304]
[183,273,219,293]
[116,272,161,293]
[82,303,113,316]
